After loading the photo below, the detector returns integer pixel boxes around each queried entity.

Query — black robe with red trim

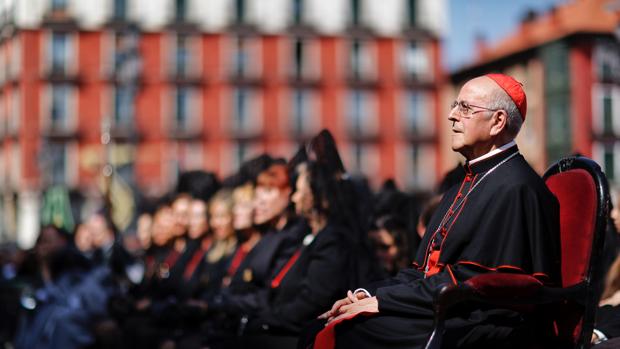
[332,145,561,349]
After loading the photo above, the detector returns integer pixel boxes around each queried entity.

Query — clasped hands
[318,290,379,324]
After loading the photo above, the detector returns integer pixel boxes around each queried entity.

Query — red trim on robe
[226,242,252,278]
[271,249,302,289]
[183,244,210,280]
[314,312,375,349]
[455,260,551,282]
[446,264,457,285]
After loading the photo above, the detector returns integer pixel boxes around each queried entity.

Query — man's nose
[448,109,460,123]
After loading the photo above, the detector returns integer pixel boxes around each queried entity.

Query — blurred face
[152,206,175,246]
[210,200,234,240]
[254,185,292,225]
[74,223,93,253]
[172,196,191,237]
[291,170,314,219]
[233,197,254,230]
[88,214,114,248]
[35,227,68,261]
[188,200,208,239]
[136,213,153,250]
[369,229,398,268]
[448,77,498,160]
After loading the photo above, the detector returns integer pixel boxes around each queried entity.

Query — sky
[445,0,568,71]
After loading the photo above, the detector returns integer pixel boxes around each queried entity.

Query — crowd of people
[1,72,620,349]
[0,129,445,349]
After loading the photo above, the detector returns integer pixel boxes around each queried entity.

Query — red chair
[424,156,610,349]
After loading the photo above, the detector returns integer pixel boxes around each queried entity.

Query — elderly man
[314,74,561,348]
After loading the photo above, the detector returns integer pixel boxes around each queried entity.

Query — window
[231,36,261,79]
[112,32,140,79]
[402,90,434,135]
[9,36,20,79]
[231,88,261,134]
[595,40,620,82]
[350,0,361,26]
[9,90,19,134]
[406,0,417,27]
[51,0,68,11]
[235,0,247,24]
[113,0,127,20]
[603,93,613,134]
[113,85,134,128]
[228,141,262,173]
[347,89,376,136]
[398,143,435,190]
[291,37,318,80]
[50,32,72,74]
[346,142,379,178]
[290,89,319,135]
[176,141,203,171]
[292,0,304,25]
[401,41,431,81]
[604,146,615,181]
[49,84,74,131]
[172,34,199,77]
[175,0,187,22]
[173,86,198,131]
[349,39,375,80]
[46,142,76,185]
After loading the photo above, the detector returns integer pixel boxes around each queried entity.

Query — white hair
[487,88,523,138]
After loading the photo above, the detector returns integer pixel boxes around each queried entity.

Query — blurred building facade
[0,0,446,246]
[445,0,620,182]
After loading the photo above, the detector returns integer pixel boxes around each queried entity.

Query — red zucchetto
[485,73,527,121]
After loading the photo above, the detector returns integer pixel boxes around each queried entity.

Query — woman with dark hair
[239,129,378,348]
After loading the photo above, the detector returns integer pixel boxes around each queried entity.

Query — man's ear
[489,110,507,136]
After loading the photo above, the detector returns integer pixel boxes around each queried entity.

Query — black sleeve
[596,304,620,338]
[375,264,479,316]
[262,235,347,331]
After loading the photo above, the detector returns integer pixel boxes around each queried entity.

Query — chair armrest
[425,273,577,349]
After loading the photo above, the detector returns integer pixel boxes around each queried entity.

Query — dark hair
[176,170,221,202]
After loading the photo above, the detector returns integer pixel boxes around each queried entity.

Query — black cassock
[332,145,561,349]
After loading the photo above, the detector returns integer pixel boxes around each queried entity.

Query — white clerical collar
[469,140,516,165]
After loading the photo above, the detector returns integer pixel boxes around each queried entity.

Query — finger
[318,310,330,319]
[347,290,356,303]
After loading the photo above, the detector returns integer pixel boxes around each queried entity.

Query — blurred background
[0,0,617,248]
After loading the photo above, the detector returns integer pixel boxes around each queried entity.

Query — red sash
[270,249,302,289]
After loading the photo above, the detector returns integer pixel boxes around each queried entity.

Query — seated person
[315,74,561,349]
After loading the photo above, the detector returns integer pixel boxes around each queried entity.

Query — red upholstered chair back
[543,157,609,348]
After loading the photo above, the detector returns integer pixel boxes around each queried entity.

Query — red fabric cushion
[545,169,597,288]
[466,273,543,299]
[545,168,597,344]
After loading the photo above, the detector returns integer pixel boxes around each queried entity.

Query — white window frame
[287,88,320,135]
[227,35,263,79]
[286,36,321,80]
[171,85,202,132]
[42,84,77,133]
[43,31,77,76]
[9,35,21,79]
[399,40,432,81]
[8,89,20,135]
[396,142,436,190]
[168,33,203,78]
[592,84,620,135]
[399,89,435,136]
[344,89,377,135]
[229,87,262,134]
[344,142,380,178]
[348,38,376,80]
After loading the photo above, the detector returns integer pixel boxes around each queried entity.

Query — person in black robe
[241,130,379,349]
[315,74,562,349]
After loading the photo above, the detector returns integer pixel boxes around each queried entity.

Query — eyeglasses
[450,100,499,117]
